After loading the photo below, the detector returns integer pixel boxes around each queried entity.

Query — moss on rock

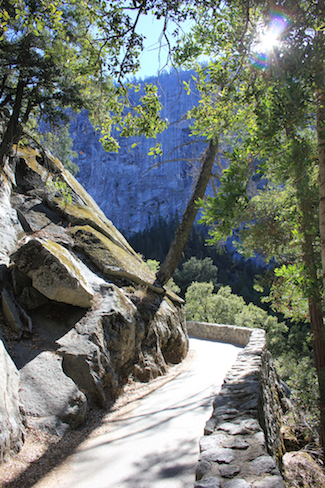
[70,225,164,293]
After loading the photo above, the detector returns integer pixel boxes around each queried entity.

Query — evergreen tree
[129,217,266,303]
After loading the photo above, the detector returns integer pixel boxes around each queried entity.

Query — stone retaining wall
[186,321,252,347]
[187,321,287,488]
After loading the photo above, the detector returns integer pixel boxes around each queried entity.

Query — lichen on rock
[70,224,164,293]
[11,238,94,308]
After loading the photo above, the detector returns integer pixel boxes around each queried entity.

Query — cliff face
[71,70,208,234]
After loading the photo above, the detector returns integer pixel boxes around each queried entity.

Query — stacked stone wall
[187,321,287,488]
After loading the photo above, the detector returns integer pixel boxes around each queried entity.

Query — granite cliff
[0,146,188,461]
[71,70,210,234]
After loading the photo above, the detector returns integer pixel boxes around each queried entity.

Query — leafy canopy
[0,0,213,159]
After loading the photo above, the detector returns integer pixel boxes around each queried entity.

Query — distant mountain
[70,70,211,235]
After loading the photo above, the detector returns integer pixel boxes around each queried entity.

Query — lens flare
[251,12,289,70]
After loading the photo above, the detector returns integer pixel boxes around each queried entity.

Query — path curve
[35,338,241,488]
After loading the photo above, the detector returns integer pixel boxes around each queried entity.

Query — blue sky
[134,14,192,79]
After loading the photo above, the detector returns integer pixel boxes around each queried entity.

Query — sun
[255,15,288,53]
[257,29,280,52]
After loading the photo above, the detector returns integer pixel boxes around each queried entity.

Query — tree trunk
[308,297,325,451]
[292,128,325,452]
[156,140,217,286]
[318,90,325,308]
[316,85,325,453]
[0,78,25,168]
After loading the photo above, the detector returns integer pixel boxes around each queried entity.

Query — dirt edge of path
[0,350,196,488]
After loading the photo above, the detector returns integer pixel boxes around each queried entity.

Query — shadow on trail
[123,437,197,488]
[77,386,216,452]
[3,405,110,488]
[3,338,240,488]
[3,369,200,488]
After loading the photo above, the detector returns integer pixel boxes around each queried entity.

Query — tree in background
[41,125,79,175]
[185,282,287,356]
[129,217,266,303]
[173,256,219,294]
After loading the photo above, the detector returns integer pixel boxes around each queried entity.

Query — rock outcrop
[0,145,188,458]
[0,338,25,461]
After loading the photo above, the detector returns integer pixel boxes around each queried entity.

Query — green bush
[185,282,287,356]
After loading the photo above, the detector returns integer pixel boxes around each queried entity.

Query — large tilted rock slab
[13,147,173,297]
[0,167,23,268]
[15,146,138,258]
[70,224,164,293]
[19,351,87,435]
[11,238,94,308]
[56,285,188,404]
[0,339,25,461]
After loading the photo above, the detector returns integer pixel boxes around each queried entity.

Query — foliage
[185,281,216,323]
[41,125,79,175]
[144,259,180,294]
[46,178,72,207]
[0,0,210,163]
[173,256,219,293]
[200,160,321,324]
[99,84,167,155]
[173,0,323,319]
[277,354,320,432]
[173,0,323,324]
[128,216,266,303]
[185,282,287,357]
[174,0,325,446]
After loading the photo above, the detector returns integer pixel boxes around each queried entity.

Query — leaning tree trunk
[316,87,325,453]
[156,139,217,286]
[0,78,25,168]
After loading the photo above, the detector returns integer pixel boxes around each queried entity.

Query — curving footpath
[34,338,241,488]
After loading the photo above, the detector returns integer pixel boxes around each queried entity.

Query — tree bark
[156,139,217,286]
[317,90,325,452]
[0,78,25,168]
[308,297,325,450]
[302,204,325,450]
[291,126,325,452]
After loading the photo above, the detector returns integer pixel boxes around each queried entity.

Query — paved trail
[36,338,241,488]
